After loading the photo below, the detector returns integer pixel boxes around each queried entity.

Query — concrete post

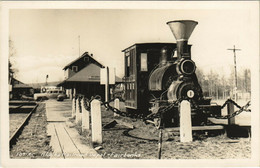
[81,98,90,131]
[227,102,235,125]
[179,100,193,142]
[72,98,75,117]
[73,88,76,96]
[75,98,81,124]
[91,99,102,144]
[114,98,120,117]
[69,89,72,100]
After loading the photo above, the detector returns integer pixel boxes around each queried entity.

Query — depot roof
[58,63,122,86]
[63,52,104,70]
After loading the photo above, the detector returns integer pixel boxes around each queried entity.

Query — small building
[10,78,34,100]
[58,52,121,100]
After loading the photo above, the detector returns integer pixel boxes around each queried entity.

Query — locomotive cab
[122,43,178,114]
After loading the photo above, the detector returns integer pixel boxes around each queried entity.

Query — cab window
[140,53,148,71]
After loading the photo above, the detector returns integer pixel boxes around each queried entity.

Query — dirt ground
[10,103,52,159]
[93,104,251,159]
[68,98,251,159]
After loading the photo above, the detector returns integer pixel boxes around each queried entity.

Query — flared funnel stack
[167,20,198,59]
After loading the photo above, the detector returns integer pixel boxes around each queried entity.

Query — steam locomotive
[122,20,221,128]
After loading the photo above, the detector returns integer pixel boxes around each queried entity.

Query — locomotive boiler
[122,20,221,128]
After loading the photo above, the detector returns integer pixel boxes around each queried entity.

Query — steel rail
[9,104,24,113]
[9,104,38,149]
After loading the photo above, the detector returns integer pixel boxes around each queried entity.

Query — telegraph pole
[46,75,48,86]
[227,45,241,101]
[105,66,109,102]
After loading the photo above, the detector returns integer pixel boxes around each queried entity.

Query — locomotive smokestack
[167,20,198,59]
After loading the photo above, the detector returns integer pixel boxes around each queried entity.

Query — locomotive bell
[167,20,198,59]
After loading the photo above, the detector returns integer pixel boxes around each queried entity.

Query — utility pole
[105,66,109,102]
[46,75,48,86]
[227,45,241,101]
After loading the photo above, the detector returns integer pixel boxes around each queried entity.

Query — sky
[7,2,259,84]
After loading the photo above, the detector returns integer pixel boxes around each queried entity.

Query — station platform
[45,99,101,159]
[45,99,71,122]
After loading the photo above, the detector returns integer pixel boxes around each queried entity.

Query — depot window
[125,51,130,77]
[72,66,78,72]
[84,57,89,62]
[129,50,134,75]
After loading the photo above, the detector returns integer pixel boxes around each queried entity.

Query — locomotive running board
[164,125,224,132]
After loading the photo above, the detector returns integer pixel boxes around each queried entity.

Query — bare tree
[9,38,18,79]
[196,66,250,100]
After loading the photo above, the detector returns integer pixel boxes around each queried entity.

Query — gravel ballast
[10,103,52,159]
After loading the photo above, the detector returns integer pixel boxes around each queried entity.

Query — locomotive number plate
[187,90,195,98]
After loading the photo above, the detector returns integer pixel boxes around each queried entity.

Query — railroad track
[9,102,38,149]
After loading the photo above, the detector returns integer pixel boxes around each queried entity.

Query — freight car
[122,20,221,128]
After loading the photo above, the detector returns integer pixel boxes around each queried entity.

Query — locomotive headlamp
[176,59,196,75]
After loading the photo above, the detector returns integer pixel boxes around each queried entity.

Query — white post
[73,88,76,97]
[81,98,90,131]
[69,89,73,100]
[91,99,102,144]
[75,98,81,124]
[72,98,76,117]
[179,100,193,142]
[114,98,120,117]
